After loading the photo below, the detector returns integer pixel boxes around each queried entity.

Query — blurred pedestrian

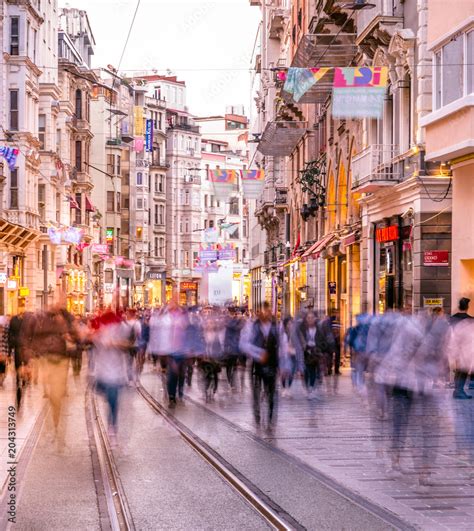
[298,311,327,399]
[450,297,474,397]
[280,316,297,397]
[240,302,279,429]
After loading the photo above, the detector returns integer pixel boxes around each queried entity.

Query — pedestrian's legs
[252,368,262,425]
[391,387,413,468]
[177,358,186,399]
[264,372,277,425]
[107,384,120,429]
[167,356,178,402]
[454,370,469,396]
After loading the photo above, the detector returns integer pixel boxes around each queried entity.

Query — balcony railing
[351,144,400,193]
[274,186,288,208]
[268,6,289,39]
[168,123,200,134]
[183,175,201,185]
[150,158,169,169]
[356,0,403,40]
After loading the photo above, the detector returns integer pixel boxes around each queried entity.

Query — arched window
[75,89,82,119]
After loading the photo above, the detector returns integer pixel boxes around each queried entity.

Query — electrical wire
[418,175,452,203]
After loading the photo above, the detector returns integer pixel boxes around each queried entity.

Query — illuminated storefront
[66,269,86,315]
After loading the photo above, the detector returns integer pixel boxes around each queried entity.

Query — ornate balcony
[268,6,290,39]
[351,144,400,193]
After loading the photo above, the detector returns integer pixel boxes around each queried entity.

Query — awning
[85,195,94,212]
[0,217,40,251]
[257,121,307,156]
[302,233,335,260]
[341,232,359,247]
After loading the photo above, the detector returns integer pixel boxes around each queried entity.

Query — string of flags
[208,169,265,200]
[278,66,389,118]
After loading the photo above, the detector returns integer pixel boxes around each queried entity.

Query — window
[185,190,190,205]
[10,169,18,209]
[105,269,114,284]
[159,205,164,224]
[159,175,164,192]
[9,90,19,130]
[154,204,158,225]
[154,174,158,192]
[10,17,19,55]
[209,219,214,229]
[229,197,239,215]
[56,129,61,155]
[107,191,115,212]
[159,237,165,258]
[137,197,143,210]
[242,248,246,261]
[116,155,121,175]
[204,195,208,208]
[56,192,60,222]
[75,140,82,171]
[75,89,82,119]
[243,218,248,238]
[38,183,46,221]
[38,114,46,149]
[179,220,183,233]
[116,192,121,213]
[137,172,143,185]
[185,219,189,233]
[434,30,474,109]
[107,154,114,175]
[184,251,189,268]
[154,237,158,256]
[75,193,82,225]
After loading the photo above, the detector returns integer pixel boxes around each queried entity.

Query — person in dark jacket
[223,307,244,390]
[298,311,329,398]
[240,302,279,428]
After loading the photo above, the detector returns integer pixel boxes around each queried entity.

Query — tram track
[136,382,302,531]
[86,387,135,531]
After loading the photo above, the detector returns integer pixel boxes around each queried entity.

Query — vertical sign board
[145,119,154,152]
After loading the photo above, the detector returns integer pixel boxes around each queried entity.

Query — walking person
[298,311,327,399]
[240,302,280,430]
[201,311,224,402]
[223,307,243,391]
[450,297,474,398]
[280,317,297,397]
[91,310,130,446]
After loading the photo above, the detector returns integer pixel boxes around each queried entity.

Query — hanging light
[340,0,376,9]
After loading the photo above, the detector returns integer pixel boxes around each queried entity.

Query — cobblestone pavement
[162,366,474,531]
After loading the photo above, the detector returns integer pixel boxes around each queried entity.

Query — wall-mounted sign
[376,225,399,243]
[145,119,154,152]
[423,250,449,267]
[106,228,114,243]
[19,287,30,297]
[181,282,197,291]
[91,244,109,255]
[423,297,444,308]
[0,272,7,284]
[146,271,165,281]
[7,279,17,290]
[48,226,84,245]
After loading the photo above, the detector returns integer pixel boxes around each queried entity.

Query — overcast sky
[60,0,260,116]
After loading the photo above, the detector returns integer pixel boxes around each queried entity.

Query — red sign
[423,251,449,267]
[376,225,399,243]
[181,282,197,291]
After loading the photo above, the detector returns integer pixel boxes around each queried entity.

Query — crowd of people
[0,298,472,466]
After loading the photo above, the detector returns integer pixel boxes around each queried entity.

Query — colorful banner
[218,248,236,261]
[134,137,144,153]
[48,226,84,246]
[134,106,144,136]
[240,169,265,199]
[199,249,218,262]
[332,67,388,119]
[203,227,219,244]
[283,67,329,102]
[145,119,153,152]
[0,146,19,170]
[208,169,238,200]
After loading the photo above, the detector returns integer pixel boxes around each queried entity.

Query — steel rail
[136,383,299,531]
[86,388,135,531]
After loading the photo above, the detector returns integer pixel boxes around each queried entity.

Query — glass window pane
[442,36,463,105]
[467,31,473,95]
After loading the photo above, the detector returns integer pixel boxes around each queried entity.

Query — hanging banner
[208,169,238,200]
[332,67,388,119]
[199,249,218,262]
[203,227,219,244]
[134,106,144,136]
[145,119,154,152]
[240,169,265,199]
[0,146,19,170]
[134,137,144,153]
[283,67,330,102]
[47,226,84,245]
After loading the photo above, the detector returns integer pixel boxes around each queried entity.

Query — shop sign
[146,271,165,280]
[7,279,17,290]
[423,251,449,267]
[199,250,218,262]
[145,119,154,152]
[328,281,337,295]
[376,225,399,243]
[423,297,444,308]
[91,244,109,255]
[0,272,7,284]
[104,284,115,293]
[181,282,197,291]
[19,287,30,297]
[106,228,114,243]
[218,249,236,261]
